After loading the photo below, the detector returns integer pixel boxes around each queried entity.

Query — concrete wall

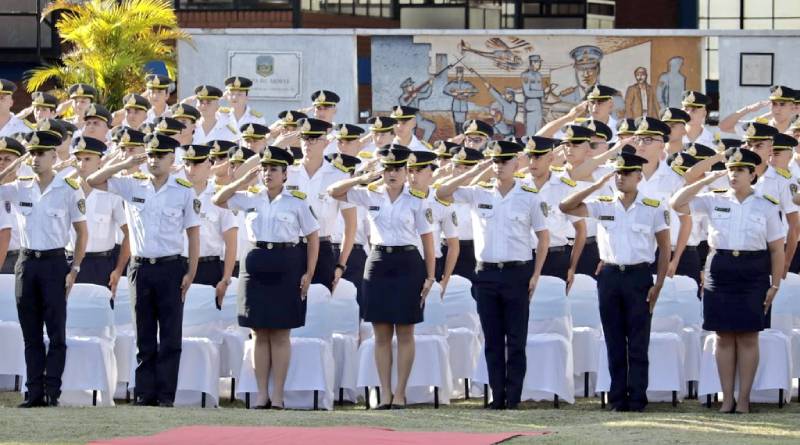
[718,36,800,119]
[177,29,358,122]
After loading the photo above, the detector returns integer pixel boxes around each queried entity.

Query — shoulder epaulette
[250,110,263,118]
[214,184,223,192]
[226,123,238,134]
[763,194,779,205]
[290,190,307,200]
[218,107,231,113]
[409,188,428,199]
[330,162,349,174]
[712,188,728,193]
[671,165,686,177]
[432,182,442,190]
[422,141,433,150]
[435,196,451,206]
[775,168,791,179]
[64,177,79,190]
[132,172,149,180]
[549,165,565,172]
[642,198,660,207]
[357,151,373,159]
[755,116,769,124]
[521,185,538,193]
[18,175,34,181]
[176,177,192,188]
[513,171,526,179]
[24,120,36,129]
[477,181,493,189]
[247,185,260,194]
[560,176,577,187]
[597,195,614,202]
[367,182,381,193]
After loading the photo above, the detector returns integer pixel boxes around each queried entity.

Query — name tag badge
[478,203,493,209]
[19,202,32,207]
[132,197,146,204]
[246,208,256,213]
[713,207,731,213]
[368,206,380,211]
[286,185,299,191]
[599,215,615,221]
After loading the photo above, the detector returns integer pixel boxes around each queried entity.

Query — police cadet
[193,85,239,144]
[585,84,620,140]
[64,83,98,128]
[361,116,397,159]
[181,145,237,305]
[0,131,88,407]
[720,85,797,136]
[334,123,366,158]
[118,93,151,130]
[213,145,319,410]
[680,90,716,147]
[461,119,494,152]
[580,118,613,152]
[328,144,436,409]
[68,136,130,294]
[436,140,550,410]
[390,106,430,151]
[522,136,587,287]
[671,147,784,414]
[143,74,173,124]
[208,139,237,186]
[0,137,24,273]
[0,79,33,137]
[220,76,265,129]
[660,107,691,155]
[286,117,356,291]
[29,91,60,124]
[240,123,270,155]
[87,133,201,407]
[80,103,112,142]
[226,145,258,277]
[170,103,201,146]
[559,150,670,412]
[407,150,459,288]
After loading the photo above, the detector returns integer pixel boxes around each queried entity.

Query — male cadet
[286,117,357,291]
[265,110,305,150]
[114,93,151,129]
[461,119,494,152]
[310,90,339,124]
[680,91,716,147]
[240,123,270,155]
[115,127,148,175]
[226,145,259,276]
[660,108,691,155]
[181,144,237,303]
[443,66,478,132]
[559,150,670,412]
[580,118,613,152]
[29,92,60,124]
[391,106,430,151]
[585,84,620,141]
[80,104,113,142]
[436,140,549,410]
[334,123,366,157]
[617,119,636,139]
[719,85,797,135]
[522,136,587,288]
[68,136,130,293]
[88,133,200,407]
[208,140,237,186]
[360,116,397,160]
[143,74,173,124]
[192,85,239,144]
[0,131,88,407]
[152,117,186,163]
[62,83,98,128]
[170,103,201,146]
[521,54,545,135]
[407,150,459,288]
[219,76,265,129]
[0,137,25,273]
[0,79,32,137]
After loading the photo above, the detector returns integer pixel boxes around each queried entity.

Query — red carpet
[90,426,549,445]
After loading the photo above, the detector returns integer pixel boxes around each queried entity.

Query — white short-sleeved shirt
[107,174,201,257]
[689,190,784,250]
[0,201,13,234]
[0,176,86,250]
[453,202,474,240]
[393,135,430,152]
[585,194,669,265]
[522,173,583,248]
[414,190,458,258]
[217,106,265,130]
[286,161,354,238]
[0,115,33,137]
[754,166,799,234]
[187,182,237,257]
[227,187,319,243]
[559,169,615,238]
[346,184,432,246]
[330,204,370,250]
[682,126,716,148]
[192,118,239,144]
[452,180,548,263]
[68,188,125,253]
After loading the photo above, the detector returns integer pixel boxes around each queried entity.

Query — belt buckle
[386,246,393,253]
[497,262,504,269]
[619,264,626,271]
[34,251,41,259]
[733,250,740,257]
[267,242,273,250]
[149,257,156,265]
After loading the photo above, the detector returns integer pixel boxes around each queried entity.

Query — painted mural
[371,35,703,141]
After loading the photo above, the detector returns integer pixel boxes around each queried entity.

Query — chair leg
[92,390,97,406]
[688,381,693,400]
[125,387,130,403]
[483,384,488,408]
[584,372,589,398]
[714,393,719,403]
[779,389,784,408]
[245,392,250,409]
[434,387,439,409]
[314,390,319,410]
[705,394,712,408]
[230,378,236,403]
[14,375,20,392]
[201,392,206,408]
[464,379,470,400]
[364,387,370,409]
[672,391,677,407]
[600,392,605,409]
[339,388,344,406]
[376,387,381,406]
[554,394,559,409]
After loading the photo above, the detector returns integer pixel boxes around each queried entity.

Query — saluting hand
[299,273,311,300]
[124,153,148,169]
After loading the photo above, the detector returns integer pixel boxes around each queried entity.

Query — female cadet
[212,146,320,410]
[328,144,436,409]
[671,148,784,414]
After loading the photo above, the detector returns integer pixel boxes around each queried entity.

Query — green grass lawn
[1,391,799,445]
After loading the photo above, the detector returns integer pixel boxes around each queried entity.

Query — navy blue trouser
[129,257,186,404]
[73,252,115,288]
[596,263,653,410]
[15,250,69,401]
[474,262,534,406]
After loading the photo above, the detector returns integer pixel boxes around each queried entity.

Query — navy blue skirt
[362,247,426,325]
[703,250,769,332]
[238,245,306,329]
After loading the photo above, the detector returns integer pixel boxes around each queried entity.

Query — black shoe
[374,403,392,410]
[17,398,47,408]
[133,398,158,406]
[253,400,272,410]
[270,403,284,410]
[487,400,506,410]
[46,398,59,407]
[610,405,629,412]
[158,401,174,408]
[506,402,520,410]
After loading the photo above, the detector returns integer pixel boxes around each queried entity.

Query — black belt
[682,246,698,252]
[713,249,766,257]
[21,248,65,259]
[584,236,596,245]
[299,236,331,243]
[6,249,18,256]
[133,254,182,265]
[198,255,221,263]
[374,245,416,253]
[69,249,115,258]
[548,245,569,253]
[602,262,649,272]
[255,241,297,250]
[477,260,531,271]
[332,243,365,250]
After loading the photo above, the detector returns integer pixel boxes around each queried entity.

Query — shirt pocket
[476,204,495,220]
[160,207,183,232]
[709,209,731,231]
[631,223,650,236]
[744,214,767,246]
[46,208,66,232]
[93,213,111,229]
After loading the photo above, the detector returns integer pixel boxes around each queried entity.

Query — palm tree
[25,0,191,110]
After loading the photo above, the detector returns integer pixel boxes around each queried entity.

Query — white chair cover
[0,274,18,322]
[111,277,135,398]
[60,284,117,406]
[0,274,24,390]
[653,275,702,386]
[442,275,481,398]
[330,279,360,402]
[772,273,800,380]
[568,274,603,397]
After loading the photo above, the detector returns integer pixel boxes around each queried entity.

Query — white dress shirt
[452,180,548,263]
[193,118,239,144]
[523,173,583,248]
[585,193,670,265]
[0,115,32,137]
[754,166,799,234]
[227,187,319,243]
[682,126,716,148]
[68,188,125,253]
[107,174,201,258]
[689,190,784,250]
[187,181,237,257]
[413,190,458,258]
[218,105,265,130]
[286,160,355,238]
[346,184,432,246]
[0,176,86,250]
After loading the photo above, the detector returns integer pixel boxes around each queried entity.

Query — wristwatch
[71,265,81,274]
[335,264,347,273]
[770,285,780,291]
